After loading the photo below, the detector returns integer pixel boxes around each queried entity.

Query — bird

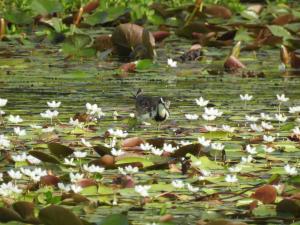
[134,89,170,123]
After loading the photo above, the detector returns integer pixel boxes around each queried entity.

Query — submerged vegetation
[1,0,300,225]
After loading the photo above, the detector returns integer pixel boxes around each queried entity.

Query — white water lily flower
[40,109,59,119]
[198,136,211,147]
[180,140,191,146]
[118,165,139,175]
[69,118,84,128]
[211,142,224,151]
[42,127,55,133]
[108,128,128,138]
[26,155,41,164]
[12,153,27,162]
[71,184,82,193]
[86,103,105,118]
[284,164,298,176]
[167,58,177,68]
[186,183,199,193]
[47,100,61,108]
[8,170,22,180]
[198,169,212,180]
[240,94,253,101]
[204,107,223,117]
[83,164,105,173]
[129,113,135,118]
[277,94,289,102]
[261,121,273,130]
[151,147,163,156]
[30,124,42,129]
[195,97,209,107]
[81,138,92,148]
[225,174,238,183]
[0,110,5,115]
[0,135,10,149]
[8,115,23,124]
[21,168,47,182]
[13,127,26,136]
[185,114,199,120]
[64,158,76,166]
[204,125,218,132]
[73,151,87,158]
[263,145,275,153]
[202,113,217,121]
[246,145,257,154]
[292,127,300,135]
[58,183,71,192]
[250,123,263,132]
[260,113,273,120]
[245,115,259,122]
[222,125,235,133]
[0,182,22,196]
[263,135,275,143]
[163,143,177,153]
[228,166,242,173]
[289,106,300,114]
[0,98,7,107]
[241,155,253,164]
[135,185,151,197]
[70,173,84,183]
[111,148,124,156]
[140,143,153,151]
[275,113,287,122]
[171,180,185,189]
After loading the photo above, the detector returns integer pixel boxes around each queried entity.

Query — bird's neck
[154,103,169,121]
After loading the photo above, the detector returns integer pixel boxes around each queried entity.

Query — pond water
[1,34,300,225]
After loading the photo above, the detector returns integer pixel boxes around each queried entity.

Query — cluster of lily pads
[0,90,300,224]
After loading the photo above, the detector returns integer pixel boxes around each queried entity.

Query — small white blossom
[47,100,61,108]
[222,125,235,133]
[12,153,27,162]
[8,170,22,180]
[198,169,212,180]
[111,148,124,156]
[202,114,217,121]
[69,118,84,128]
[245,115,259,122]
[135,185,151,197]
[228,166,242,173]
[73,151,87,158]
[167,58,177,68]
[0,98,8,107]
[277,94,289,102]
[292,127,300,135]
[289,106,300,114]
[64,158,76,166]
[108,128,128,138]
[241,155,253,164]
[263,135,275,143]
[163,143,177,153]
[186,183,199,193]
[70,172,84,183]
[13,127,26,136]
[118,165,139,175]
[151,147,163,156]
[284,164,298,176]
[26,155,41,164]
[260,113,273,120]
[171,180,185,189]
[81,138,92,148]
[204,125,218,132]
[225,174,238,183]
[104,137,117,148]
[198,136,211,147]
[140,143,153,151]
[240,94,253,101]
[261,121,273,130]
[0,182,22,196]
[250,123,263,132]
[71,184,82,193]
[83,164,105,173]
[246,145,257,154]
[58,183,71,192]
[211,142,224,151]
[185,114,199,120]
[86,103,105,118]
[195,97,209,107]
[204,107,223,117]
[180,140,192,146]
[30,124,42,129]
[275,113,287,122]
[263,145,275,153]
[42,127,55,133]
[8,115,23,124]
[0,135,10,149]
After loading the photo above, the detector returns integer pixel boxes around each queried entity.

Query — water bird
[134,89,170,123]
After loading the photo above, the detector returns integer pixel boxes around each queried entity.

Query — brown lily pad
[251,185,277,204]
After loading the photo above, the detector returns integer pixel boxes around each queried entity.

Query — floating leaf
[224,55,246,72]
[204,5,232,19]
[83,0,100,14]
[62,34,96,58]
[31,0,63,16]
[267,25,292,40]
[12,201,35,222]
[40,175,60,186]
[115,156,154,167]
[48,143,74,158]
[0,207,22,223]
[29,150,60,164]
[251,185,277,204]
[121,137,144,148]
[93,145,111,156]
[99,214,129,225]
[4,9,33,25]
[173,143,205,158]
[39,205,83,225]
[277,199,300,217]
[252,204,277,217]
